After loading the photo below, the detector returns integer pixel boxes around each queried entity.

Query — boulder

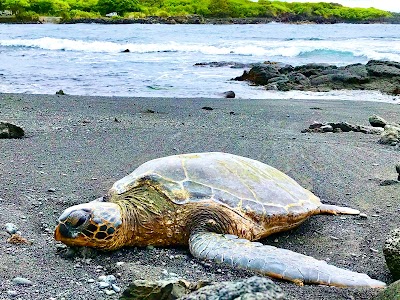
[384,229,400,281]
[379,125,400,145]
[372,280,400,300]
[179,276,285,300]
[234,63,281,85]
[366,60,400,77]
[223,91,236,98]
[337,64,370,83]
[369,115,388,127]
[294,63,335,77]
[120,278,193,300]
[0,122,24,138]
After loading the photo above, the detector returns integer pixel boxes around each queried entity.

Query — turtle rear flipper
[189,232,386,288]
[317,204,360,215]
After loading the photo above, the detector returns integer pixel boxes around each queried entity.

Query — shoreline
[2,15,400,25]
[1,93,399,299]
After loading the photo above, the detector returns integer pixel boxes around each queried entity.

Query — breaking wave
[1,37,400,61]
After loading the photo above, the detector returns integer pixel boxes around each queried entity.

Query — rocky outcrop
[194,61,256,69]
[302,121,384,134]
[234,60,400,95]
[383,229,400,281]
[120,278,194,300]
[121,277,284,300]
[180,277,285,300]
[63,15,205,25]
[0,122,24,138]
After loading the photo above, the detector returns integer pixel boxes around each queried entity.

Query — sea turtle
[54,152,385,288]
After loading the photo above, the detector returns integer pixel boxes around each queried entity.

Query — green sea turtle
[54,152,385,288]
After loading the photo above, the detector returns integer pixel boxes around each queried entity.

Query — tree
[96,0,140,15]
[3,0,30,15]
[208,0,229,17]
[30,0,53,14]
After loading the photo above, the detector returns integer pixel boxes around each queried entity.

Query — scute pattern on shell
[109,152,321,218]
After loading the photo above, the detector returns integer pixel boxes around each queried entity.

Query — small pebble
[370,248,379,253]
[87,279,95,283]
[116,261,125,267]
[111,284,121,293]
[105,275,116,284]
[7,290,18,297]
[5,223,18,235]
[105,290,116,296]
[47,188,56,193]
[98,282,110,289]
[13,277,33,286]
[359,213,368,219]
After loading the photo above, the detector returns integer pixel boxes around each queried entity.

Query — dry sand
[0,93,399,300]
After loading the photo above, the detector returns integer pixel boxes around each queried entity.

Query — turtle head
[54,202,124,250]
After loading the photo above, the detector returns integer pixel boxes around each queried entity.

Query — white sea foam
[2,37,400,62]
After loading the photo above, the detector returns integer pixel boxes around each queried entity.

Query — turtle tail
[189,232,385,288]
[317,204,360,215]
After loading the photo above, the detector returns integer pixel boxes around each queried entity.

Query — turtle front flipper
[189,232,386,288]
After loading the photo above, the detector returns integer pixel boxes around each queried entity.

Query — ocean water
[0,23,400,103]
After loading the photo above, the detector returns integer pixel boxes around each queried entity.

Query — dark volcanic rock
[369,115,388,127]
[194,61,255,69]
[121,278,193,300]
[121,277,284,300]
[0,122,24,138]
[236,63,281,85]
[235,60,400,95]
[180,276,285,300]
[302,121,383,134]
[223,91,235,98]
[366,60,400,77]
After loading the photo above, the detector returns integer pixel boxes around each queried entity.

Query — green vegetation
[0,0,394,22]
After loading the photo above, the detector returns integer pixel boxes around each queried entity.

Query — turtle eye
[67,211,89,228]
[74,216,87,227]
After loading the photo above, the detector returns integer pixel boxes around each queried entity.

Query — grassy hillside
[0,0,395,23]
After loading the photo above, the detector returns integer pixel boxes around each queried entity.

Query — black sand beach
[0,93,399,299]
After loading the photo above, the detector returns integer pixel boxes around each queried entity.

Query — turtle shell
[109,152,321,218]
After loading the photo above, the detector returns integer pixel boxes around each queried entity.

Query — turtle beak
[54,224,62,241]
[54,222,75,240]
